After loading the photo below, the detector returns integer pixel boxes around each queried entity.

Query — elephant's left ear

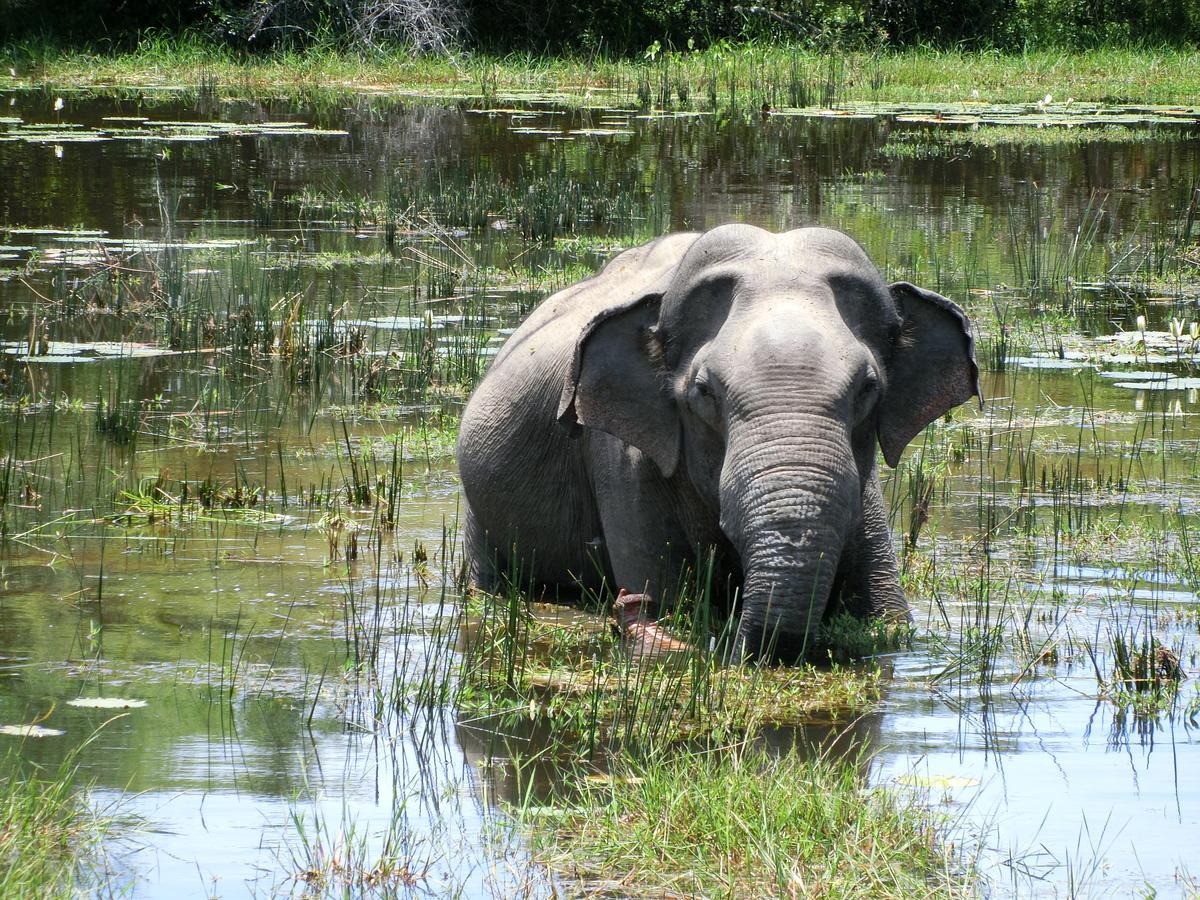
[878,282,982,468]
[557,291,681,478]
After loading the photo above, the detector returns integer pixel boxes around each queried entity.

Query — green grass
[524,746,970,898]
[881,124,1189,157]
[9,38,1200,107]
[458,584,889,753]
[0,753,114,896]
[458,572,963,896]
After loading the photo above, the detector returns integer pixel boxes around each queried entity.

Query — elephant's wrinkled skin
[457,225,980,660]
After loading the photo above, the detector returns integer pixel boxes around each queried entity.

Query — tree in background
[2,0,1200,52]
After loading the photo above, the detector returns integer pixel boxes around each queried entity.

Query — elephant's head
[557,225,980,660]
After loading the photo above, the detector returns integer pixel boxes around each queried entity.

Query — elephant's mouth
[610,589,695,659]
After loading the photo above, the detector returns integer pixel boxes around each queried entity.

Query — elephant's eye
[858,369,880,403]
[688,372,722,428]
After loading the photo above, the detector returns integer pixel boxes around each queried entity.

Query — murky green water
[3,85,1200,895]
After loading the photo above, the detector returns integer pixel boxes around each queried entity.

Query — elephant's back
[488,231,700,375]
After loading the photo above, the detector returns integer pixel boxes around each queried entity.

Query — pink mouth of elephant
[612,588,694,658]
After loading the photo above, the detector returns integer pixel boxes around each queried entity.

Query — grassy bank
[5,38,1200,106]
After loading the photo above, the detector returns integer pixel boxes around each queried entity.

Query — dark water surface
[2,86,1200,896]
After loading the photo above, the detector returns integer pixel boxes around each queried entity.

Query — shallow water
[2,85,1200,896]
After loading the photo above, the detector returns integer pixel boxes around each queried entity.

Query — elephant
[456,224,980,661]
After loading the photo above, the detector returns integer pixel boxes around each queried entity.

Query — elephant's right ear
[557,293,681,478]
[878,282,983,468]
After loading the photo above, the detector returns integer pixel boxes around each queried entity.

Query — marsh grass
[451,574,961,898]
[14,41,1200,108]
[881,124,1187,157]
[297,161,651,243]
[286,802,435,895]
[0,742,117,896]
[1007,185,1107,307]
[523,745,971,898]
[1084,603,1186,716]
[457,579,890,756]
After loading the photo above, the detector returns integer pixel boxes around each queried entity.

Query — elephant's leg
[834,474,909,620]
[462,505,501,592]
[588,439,692,603]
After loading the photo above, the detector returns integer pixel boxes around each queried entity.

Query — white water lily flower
[0,724,64,737]
[1170,317,1185,338]
[1189,321,1198,341]
[971,89,980,99]
[67,697,147,709]
[1137,314,1147,331]
[53,97,63,112]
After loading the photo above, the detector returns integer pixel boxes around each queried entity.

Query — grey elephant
[457,224,980,660]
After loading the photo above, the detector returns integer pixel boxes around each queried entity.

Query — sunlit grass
[524,746,971,898]
[0,751,115,896]
[9,39,1200,107]
[458,584,898,755]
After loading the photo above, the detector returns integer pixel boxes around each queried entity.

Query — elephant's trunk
[721,410,860,662]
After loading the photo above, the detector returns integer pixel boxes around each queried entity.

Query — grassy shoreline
[5,39,1200,106]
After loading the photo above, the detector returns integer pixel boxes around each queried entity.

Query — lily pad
[1111,376,1200,390]
[5,227,106,237]
[568,128,633,136]
[6,354,97,364]
[67,697,147,709]
[1005,356,1092,370]
[348,315,466,330]
[0,340,179,361]
[1098,370,1169,380]
[0,724,64,737]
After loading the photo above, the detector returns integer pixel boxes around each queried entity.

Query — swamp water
[1,85,1200,896]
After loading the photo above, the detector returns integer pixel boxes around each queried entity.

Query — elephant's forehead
[676,224,872,268]
[669,230,879,293]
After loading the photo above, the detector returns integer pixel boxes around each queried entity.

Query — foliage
[0,0,466,51]
[6,0,1200,51]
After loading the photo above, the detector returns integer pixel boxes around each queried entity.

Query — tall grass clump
[457,570,892,756]
[1006,185,1107,309]
[0,753,114,896]
[526,746,970,898]
[1085,604,1186,717]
